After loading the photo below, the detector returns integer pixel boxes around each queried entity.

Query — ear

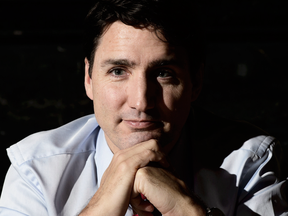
[84,58,94,100]
[191,63,204,102]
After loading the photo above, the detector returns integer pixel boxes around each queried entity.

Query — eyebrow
[148,59,181,68]
[101,59,137,68]
[101,58,182,69]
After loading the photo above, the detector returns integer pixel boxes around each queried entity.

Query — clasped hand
[79,139,205,216]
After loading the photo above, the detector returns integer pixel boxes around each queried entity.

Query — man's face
[85,21,200,153]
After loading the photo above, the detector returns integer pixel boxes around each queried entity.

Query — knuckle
[157,152,164,160]
[142,149,162,162]
[137,166,151,178]
[144,139,159,151]
[142,149,153,157]
[113,151,125,162]
[178,179,188,189]
[117,160,130,172]
[150,139,160,151]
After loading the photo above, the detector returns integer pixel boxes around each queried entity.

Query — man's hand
[79,139,205,216]
[79,139,169,216]
[131,167,206,216]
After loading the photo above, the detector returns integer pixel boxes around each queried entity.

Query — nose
[127,74,156,112]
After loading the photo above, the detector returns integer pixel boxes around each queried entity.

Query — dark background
[0,0,287,192]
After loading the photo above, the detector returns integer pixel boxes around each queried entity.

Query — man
[0,0,287,215]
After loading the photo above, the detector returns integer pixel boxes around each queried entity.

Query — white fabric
[0,114,287,215]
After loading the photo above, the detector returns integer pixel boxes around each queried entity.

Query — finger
[133,167,198,215]
[131,194,155,212]
[101,140,169,190]
[112,145,169,176]
[113,139,161,164]
[133,210,154,216]
[129,149,169,169]
[134,210,154,216]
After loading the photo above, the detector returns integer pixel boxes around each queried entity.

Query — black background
[0,0,288,192]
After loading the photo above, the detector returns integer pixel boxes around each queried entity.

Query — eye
[157,69,173,78]
[109,68,127,77]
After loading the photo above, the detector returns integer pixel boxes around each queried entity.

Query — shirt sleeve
[0,165,48,216]
[195,135,288,216]
[228,136,288,215]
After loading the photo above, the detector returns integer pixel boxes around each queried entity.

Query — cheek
[162,83,192,112]
[93,81,126,114]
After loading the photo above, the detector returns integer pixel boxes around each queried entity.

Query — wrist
[165,195,206,216]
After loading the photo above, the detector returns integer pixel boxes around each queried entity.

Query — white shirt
[0,114,287,216]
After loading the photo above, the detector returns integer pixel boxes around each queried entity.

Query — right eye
[109,68,127,76]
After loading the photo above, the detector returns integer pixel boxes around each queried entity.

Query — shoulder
[1,115,101,215]
[240,135,277,160]
[7,114,100,167]
[190,106,278,169]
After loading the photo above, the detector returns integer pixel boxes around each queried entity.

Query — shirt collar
[95,128,114,188]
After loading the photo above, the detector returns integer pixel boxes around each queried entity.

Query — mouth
[123,119,163,130]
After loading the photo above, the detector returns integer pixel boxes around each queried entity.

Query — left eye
[157,69,172,78]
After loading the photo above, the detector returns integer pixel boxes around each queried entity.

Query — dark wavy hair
[84,0,204,79]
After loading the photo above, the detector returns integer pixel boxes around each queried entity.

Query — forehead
[99,21,163,50]
[94,21,189,67]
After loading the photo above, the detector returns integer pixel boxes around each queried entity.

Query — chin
[118,131,163,149]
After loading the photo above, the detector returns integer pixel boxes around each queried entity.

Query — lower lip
[123,120,160,129]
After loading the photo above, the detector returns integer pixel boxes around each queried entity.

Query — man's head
[84,0,204,153]
[84,0,204,80]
